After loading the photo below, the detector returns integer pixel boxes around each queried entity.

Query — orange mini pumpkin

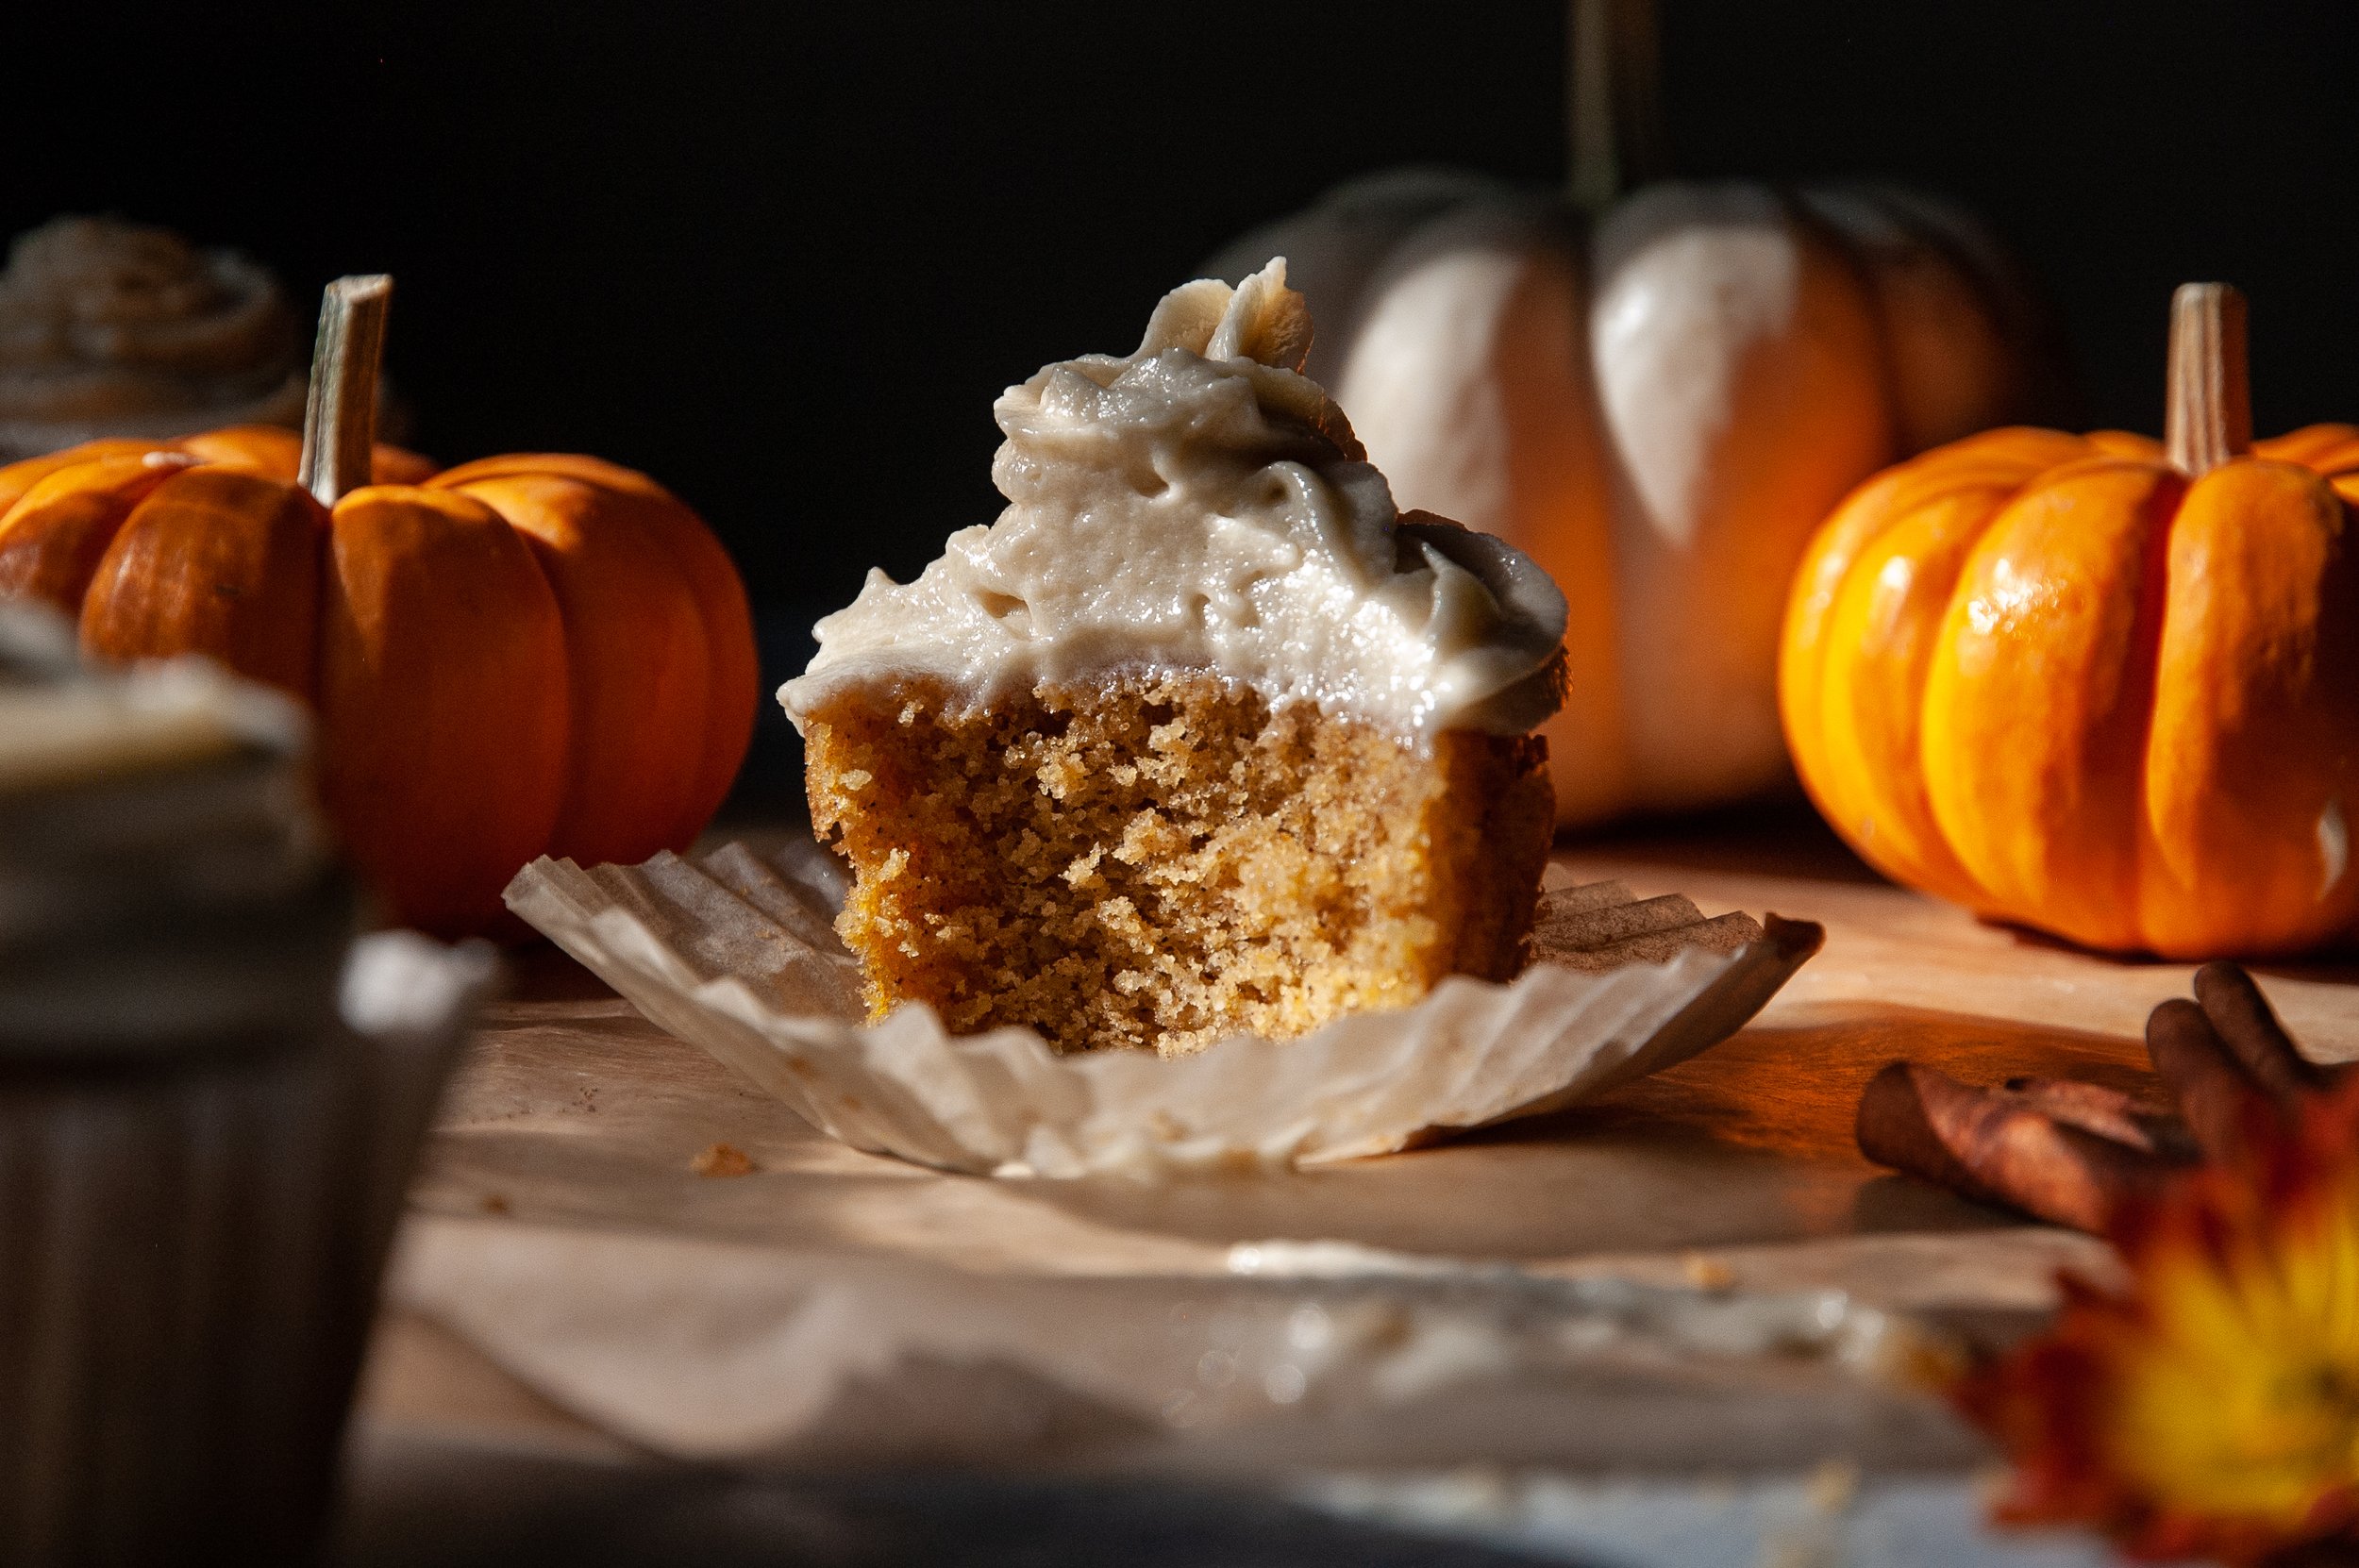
[0,276,758,937]
[1782,284,2359,958]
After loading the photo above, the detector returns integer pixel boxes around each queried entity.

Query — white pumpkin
[1209,9,2057,825]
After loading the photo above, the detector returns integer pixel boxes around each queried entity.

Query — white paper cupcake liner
[0,932,497,1561]
[505,841,1820,1178]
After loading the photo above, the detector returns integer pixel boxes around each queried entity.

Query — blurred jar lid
[0,603,356,1058]
[0,599,306,792]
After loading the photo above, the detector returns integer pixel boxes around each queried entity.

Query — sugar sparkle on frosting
[778,259,1566,742]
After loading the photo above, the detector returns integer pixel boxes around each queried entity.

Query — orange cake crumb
[690,1142,756,1177]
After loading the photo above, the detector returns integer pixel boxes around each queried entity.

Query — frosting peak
[780,259,1566,742]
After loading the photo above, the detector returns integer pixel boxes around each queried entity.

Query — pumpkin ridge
[513,461,756,848]
[318,485,572,936]
[1918,459,2183,949]
[0,452,192,610]
[78,464,329,704]
[2137,461,2359,956]
[1782,459,1959,864]
[0,440,176,518]
[1865,474,2057,901]
[1785,186,1919,472]
[1827,452,2080,901]
[1784,430,2100,904]
[2121,471,2188,953]
[1818,185,2060,429]
[2252,424,2359,469]
[453,469,716,868]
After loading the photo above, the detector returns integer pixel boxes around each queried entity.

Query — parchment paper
[385,1218,1976,1475]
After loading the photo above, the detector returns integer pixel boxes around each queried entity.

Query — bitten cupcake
[781,261,1566,1057]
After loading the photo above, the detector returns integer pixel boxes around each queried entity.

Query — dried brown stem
[1856,1062,2173,1233]
[296,275,392,508]
[2165,282,2251,477]
[1567,0,1665,210]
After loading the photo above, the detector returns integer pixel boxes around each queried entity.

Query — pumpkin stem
[1567,0,1666,209]
[2166,282,2251,478]
[296,274,393,507]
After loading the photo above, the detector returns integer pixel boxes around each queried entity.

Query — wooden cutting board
[361,805,2359,1451]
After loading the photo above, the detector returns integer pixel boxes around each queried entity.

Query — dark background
[15,0,2358,809]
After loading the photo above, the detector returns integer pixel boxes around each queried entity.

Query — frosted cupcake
[781,262,1566,1056]
[0,216,309,462]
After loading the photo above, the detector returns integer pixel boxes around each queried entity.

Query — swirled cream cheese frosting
[0,217,307,461]
[779,259,1567,744]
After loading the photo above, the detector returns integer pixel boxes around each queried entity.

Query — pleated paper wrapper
[504,841,1821,1178]
[0,932,498,1559]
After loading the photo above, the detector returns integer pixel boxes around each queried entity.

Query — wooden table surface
[352,803,2359,1462]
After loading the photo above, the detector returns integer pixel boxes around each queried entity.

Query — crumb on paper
[692,1142,756,1177]
[1893,1326,1972,1392]
[480,1193,510,1215]
[1807,1459,1861,1515]
[1681,1251,1736,1292]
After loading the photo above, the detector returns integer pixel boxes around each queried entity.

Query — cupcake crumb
[1681,1252,1735,1292]
[692,1142,756,1178]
